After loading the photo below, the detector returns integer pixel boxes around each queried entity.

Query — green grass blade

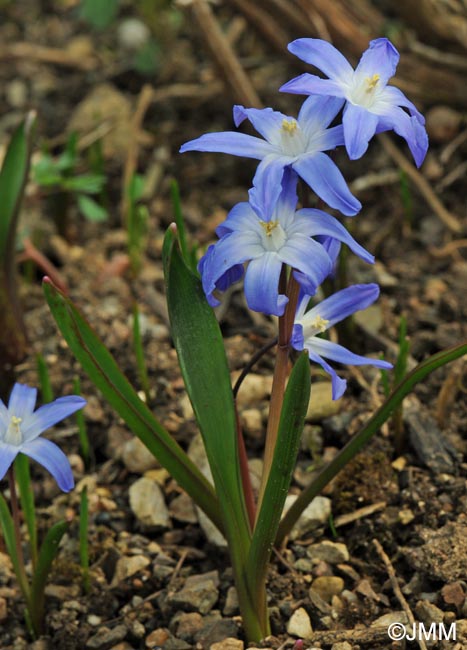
[0,493,31,602]
[247,352,310,611]
[43,278,223,534]
[14,453,38,568]
[36,353,54,403]
[73,377,91,468]
[132,302,151,404]
[276,340,467,545]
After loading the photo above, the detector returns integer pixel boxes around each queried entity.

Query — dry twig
[0,41,97,70]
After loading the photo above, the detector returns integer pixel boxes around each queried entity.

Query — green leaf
[14,454,38,568]
[43,279,223,533]
[79,0,120,29]
[77,194,108,222]
[29,520,68,636]
[64,174,106,194]
[0,493,31,602]
[276,340,467,545]
[247,352,310,610]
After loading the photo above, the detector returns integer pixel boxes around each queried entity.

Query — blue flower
[292,284,393,399]
[281,38,428,167]
[0,383,87,492]
[199,172,374,316]
[180,96,361,217]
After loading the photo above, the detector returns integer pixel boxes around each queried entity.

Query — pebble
[210,639,244,650]
[284,494,332,539]
[145,628,169,648]
[331,643,353,650]
[168,571,219,615]
[223,586,239,616]
[306,382,340,421]
[129,476,171,529]
[286,607,313,638]
[310,576,344,603]
[117,18,151,51]
[370,611,408,627]
[86,624,127,649]
[122,438,160,473]
[111,555,151,587]
[441,582,465,607]
[415,600,444,624]
[6,79,28,108]
[171,611,204,640]
[307,541,349,564]
[240,408,263,435]
[425,105,462,143]
[169,492,198,523]
[233,372,272,406]
[195,618,239,647]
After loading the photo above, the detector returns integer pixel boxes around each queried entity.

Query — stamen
[6,415,23,446]
[260,220,279,236]
[281,118,297,134]
[365,73,380,92]
[310,315,329,333]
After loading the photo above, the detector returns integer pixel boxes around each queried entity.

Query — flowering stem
[7,467,32,615]
[257,271,300,513]
[235,404,256,531]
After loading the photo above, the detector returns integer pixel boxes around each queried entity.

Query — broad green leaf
[77,194,108,222]
[43,279,223,533]
[247,352,310,613]
[163,230,250,545]
[64,174,106,194]
[276,340,467,545]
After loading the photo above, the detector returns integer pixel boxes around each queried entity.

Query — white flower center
[5,415,23,446]
[347,71,382,109]
[303,314,330,338]
[259,220,287,251]
[280,118,307,157]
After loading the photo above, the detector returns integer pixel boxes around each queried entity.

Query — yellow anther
[260,220,279,236]
[11,416,22,426]
[281,118,297,134]
[310,315,329,333]
[365,73,380,92]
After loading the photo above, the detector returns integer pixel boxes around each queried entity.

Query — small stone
[86,624,127,649]
[310,576,344,603]
[371,611,408,627]
[426,105,462,143]
[286,607,313,638]
[6,79,28,108]
[398,508,415,525]
[284,494,332,539]
[117,18,151,51]
[331,643,353,650]
[122,438,160,473]
[88,615,102,626]
[171,611,204,640]
[240,408,263,435]
[441,582,465,607]
[210,639,244,650]
[415,600,445,624]
[145,628,169,648]
[195,618,238,647]
[129,477,171,529]
[233,372,272,406]
[306,382,341,421]
[307,541,349,564]
[169,571,219,615]
[111,555,150,587]
[169,493,197,523]
[353,302,385,333]
[223,586,239,616]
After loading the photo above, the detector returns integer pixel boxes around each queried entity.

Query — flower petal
[293,153,361,216]
[0,442,19,481]
[0,399,9,431]
[306,336,393,370]
[180,132,274,159]
[21,396,87,442]
[216,202,258,236]
[21,438,74,492]
[379,86,425,124]
[233,105,287,145]
[306,347,347,400]
[298,95,345,131]
[299,284,381,331]
[281,74,345,98]
[244,253,287,315]
[342,103,379,160]
[294,209,374,264]
[287,38,354,82]
[8,383,37,418]
[250,154,290,220]
[278,236,332,294]
[378,108,428,167]
[355,38,399,85]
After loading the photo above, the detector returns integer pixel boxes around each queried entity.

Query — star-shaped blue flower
[292,284,393,399]
[281,38,428,167]
[0,383,86,492]
[199,172,373,316]
[180,96,361,217]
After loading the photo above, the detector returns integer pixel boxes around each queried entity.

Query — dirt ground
[0,1,467,649]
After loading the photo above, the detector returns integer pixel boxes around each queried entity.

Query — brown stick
[0,42,97,70]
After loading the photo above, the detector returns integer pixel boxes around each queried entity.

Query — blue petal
[216,202,258,236]
[0,442,19,481]
[300,284,381,330]
[355,38,399,85]
[306,348,347,400]
[293,153,361,216]
[278,237,332,294]
[379,108,428,168]
[287,39,354,82]
[250,154,290,220]
[21,396,87,442]
[343,103,379,160]
[293,209,374,264]
[0,398,9,431]
[8,383,37,418]
[298,95,345,131]
[21,438,74,492]
[270,167,300,225]
[307,337,393,370]
[381,86,425,124]
[281,74,345,98]
[244,253,287,316]
[233,105,286,146]
[180,132,274,159]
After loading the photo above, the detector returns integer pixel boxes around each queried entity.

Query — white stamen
[5,415,23,446]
